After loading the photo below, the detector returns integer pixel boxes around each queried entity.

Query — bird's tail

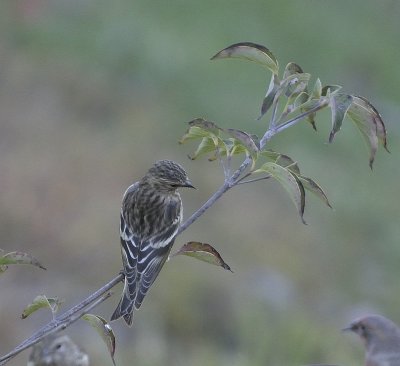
[110,277,136,327]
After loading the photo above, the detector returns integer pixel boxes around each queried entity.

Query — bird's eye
[55,343,62,350]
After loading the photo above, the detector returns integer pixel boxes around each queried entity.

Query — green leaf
[276,155,301,175]
[173,242,233,272]
[328,93,353,142]
[260,149,281,161]
[298,176,332,208]
[226,128,259,166]
[21,295,63,319]
[321,84,342,96]
[0,251,46,272]
[211,42,279,75]
[225,138,247,156]
[311,78,322,99]
[254,162,306,224]
[260,150,301,175]
[179,126,213,144]
[283,62,304,79]
[347,95,388,168]
[281,72,311,98]
[82,314,116,366]
[188,137,218,160]
[258,74,280,120]
[188,118,222,136]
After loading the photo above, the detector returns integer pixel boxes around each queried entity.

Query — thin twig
[0,91,329,365]
[0,275,123,365]
[274,100,329,134]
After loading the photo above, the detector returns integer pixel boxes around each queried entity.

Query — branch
[0,274,123,365]
[0,98,323,364]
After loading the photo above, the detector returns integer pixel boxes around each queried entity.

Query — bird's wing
[116,182,141,316]
[134,197,182,308]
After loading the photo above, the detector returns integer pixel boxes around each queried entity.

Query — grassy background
[0,1,399,365]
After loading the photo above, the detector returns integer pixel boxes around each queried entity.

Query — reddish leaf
[173,242,233,272]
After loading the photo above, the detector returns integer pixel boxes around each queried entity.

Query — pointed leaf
[258,74,280,119]
[226,138,247,156]
[298,176,332,208]
[0,251,46,270]
[226,129,259,165]
[294,92,309,109]
[226,129,259,152]
[321,85,342,96]
[211,42,279,75]
[254,162,306,224]
[260,149,281,161]
[179,126,214,144]
[352,96,388,151]
[282,73,311,98]
[188,137,218,160]
[188,118,222,135]
[311,78,322,99]
[276,155,301,175]
[347,96,388,168]
[283,62,304,79]
[329,94,353,142]
[82,314,116,366]
[173,242,233,272]
[21,295,63,319]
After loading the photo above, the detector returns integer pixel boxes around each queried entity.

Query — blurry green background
[0,1,399,365]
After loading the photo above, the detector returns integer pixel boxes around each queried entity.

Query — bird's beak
[341,325,353,332]
[183,179,196,189]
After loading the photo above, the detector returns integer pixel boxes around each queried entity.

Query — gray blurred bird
[343,314,400,366]
[111,160,194,326]
[28,334,89,366]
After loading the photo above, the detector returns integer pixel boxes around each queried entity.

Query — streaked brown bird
[28,334,89,366]
[111,160,194,326]
[343,314,400,366]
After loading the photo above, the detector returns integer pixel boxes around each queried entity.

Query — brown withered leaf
[173,242,233,272]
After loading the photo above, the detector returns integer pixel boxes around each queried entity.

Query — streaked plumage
[28,334,89,366]
[343,314,400,366]
[111,160,194,326]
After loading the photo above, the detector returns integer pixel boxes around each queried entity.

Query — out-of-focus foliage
[0,251,46,273]
[21,295,63,320]
[0,1,399,365]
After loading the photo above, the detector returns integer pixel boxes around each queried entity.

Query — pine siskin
[28,334,89,366]
[111,160,195,326]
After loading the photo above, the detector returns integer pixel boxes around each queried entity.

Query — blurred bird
[28,334,89,366]
[111,160,195,326]
[343,314,400,366]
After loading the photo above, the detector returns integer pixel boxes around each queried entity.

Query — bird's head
[343,314,400,350]
[144,160,195,191]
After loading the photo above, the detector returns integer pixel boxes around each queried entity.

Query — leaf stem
[275,100,329,134]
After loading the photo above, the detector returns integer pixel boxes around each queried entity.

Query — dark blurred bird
[111,160,194,326]
[343,314,400,366]
[28,334,89,366]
